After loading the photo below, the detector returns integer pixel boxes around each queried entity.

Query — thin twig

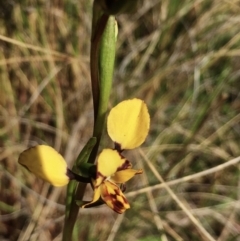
[127,155,240,198]
[138,148,216,241]
[0,34,72,59]
[138,152,169,241]
[106,214,125,241]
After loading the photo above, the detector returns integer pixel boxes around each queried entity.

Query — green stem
[90,2,108,121]
[90,15,116,163]
[62,2,117,240]
[62,180,78,241]
[62,138,96,241]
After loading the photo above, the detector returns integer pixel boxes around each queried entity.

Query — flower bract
[82,149,142,213]
[107,98,150,150]
[18,145,69,187]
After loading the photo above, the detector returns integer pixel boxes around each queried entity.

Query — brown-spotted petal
[100,181,130,214]
[95,149,131,187]
[111,168,143,183]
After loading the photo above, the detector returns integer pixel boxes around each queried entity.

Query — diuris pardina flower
[82,148,143,213]
[18,98,150,213]
[82,99,150,213]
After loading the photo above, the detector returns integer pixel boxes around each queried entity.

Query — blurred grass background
[1,0,240,240]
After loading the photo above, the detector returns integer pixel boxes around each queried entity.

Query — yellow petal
[81,186,101,208]
[107,98,150,150]
[18,145,69,187]
[111,169,143,183]
[101,181,130,214]
[95,149,131,187]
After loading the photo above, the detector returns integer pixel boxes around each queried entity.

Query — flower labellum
[82,149,143,213]
[18,145,69,187]
[107,98,150,150]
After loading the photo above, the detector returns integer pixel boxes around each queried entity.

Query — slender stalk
[62,2,117,240]
[90,15,116,162]
[62,180,78,241]
[90,2,108,121]
[62,138,96,241]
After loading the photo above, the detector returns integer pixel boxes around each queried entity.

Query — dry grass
[1,0,240,240]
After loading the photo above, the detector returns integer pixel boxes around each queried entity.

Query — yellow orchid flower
[18,145,89,187]
[107,98,150,150]
[19,98,150,213]
[82,149,143,213]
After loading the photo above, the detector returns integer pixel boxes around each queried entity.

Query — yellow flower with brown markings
[82,149,142,214]
[18,98,150,214]
[82,98,150,213]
